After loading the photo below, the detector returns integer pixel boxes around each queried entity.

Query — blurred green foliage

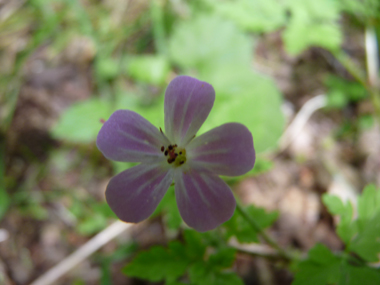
[282,0,342,54]
[2,0,380,284]
[44,0,379,157]
[70,197,116,236]
[214,0,287,33]
[325,75,368,109]
[123,229,243,284]
[224,205,279,243]
[323,185,380,262]
[53,98,113,143]
[293,243,380,285]
[126,55,170,85]
[293,184,380,284]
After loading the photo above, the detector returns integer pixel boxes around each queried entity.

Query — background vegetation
[1,0,380,284]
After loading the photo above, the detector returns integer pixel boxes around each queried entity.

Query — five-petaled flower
[97,76,255,232]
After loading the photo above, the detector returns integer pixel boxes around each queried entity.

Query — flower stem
[235,201,293,261]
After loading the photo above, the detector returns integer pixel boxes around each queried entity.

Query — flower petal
[187,123,255,176]
[174,169,235,232]
[106,163,173,223]
[164,76,215,146]
[97,110,170,163]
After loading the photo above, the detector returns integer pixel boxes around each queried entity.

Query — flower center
[161,144,186,167]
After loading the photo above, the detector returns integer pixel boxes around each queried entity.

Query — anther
[168,145,173,150]
[179,161,184,165]
[179,151,182,155]
[175,153,178,157]
[161,146,164,152]
[164,150,168,156]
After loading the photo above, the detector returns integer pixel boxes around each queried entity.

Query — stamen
[163,144,186,167]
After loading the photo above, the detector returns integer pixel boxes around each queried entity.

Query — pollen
[163,144,186,167]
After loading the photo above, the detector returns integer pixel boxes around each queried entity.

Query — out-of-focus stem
[365,27,379,87]
[30,221,133,285]
[279,94,327,151]
[235,201,293,261]
[365,26,380,119]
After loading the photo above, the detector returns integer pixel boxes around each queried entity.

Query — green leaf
[322,194,357,244]
[340,263,380,285]
[349,211,380,262]
[224,205,279,243]
[189,248,242,285]
[123,229,242,284]
[336,218,358,246]
[323,186,380,262]
[183,230,207,261]
[349,185,380,262]
[208,248,237,269]
[292,244,341,285]
[283,0,342,54]
[123,231,207,283]
[214,273,244,285]
[52,98,113,143]
[325,75,367,109]
[215,0,286,33]
[123,241,190,282]
[293,244,380,285]
[200,67,285,153]
[169,15,252,73]
[126,55,170,85]
[322,194,346,215]
[327,90,348,109]
[189,263,244,285]
[357,184,380,222]
[339,0,380,24]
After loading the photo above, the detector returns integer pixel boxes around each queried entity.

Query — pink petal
[97,110,170,163]
[164,76,215,146]
[174,169,236,232]
[186,123,255,176]
[106,163,173,223]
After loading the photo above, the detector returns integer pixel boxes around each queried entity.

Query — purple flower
[97,76,255,232]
